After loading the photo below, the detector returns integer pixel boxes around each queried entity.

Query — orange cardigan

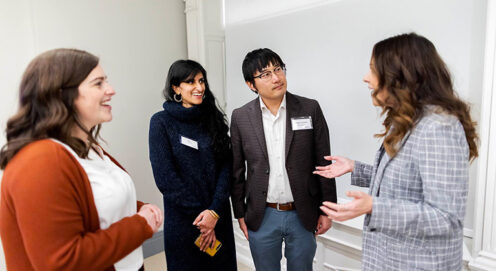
[0,139,153,270]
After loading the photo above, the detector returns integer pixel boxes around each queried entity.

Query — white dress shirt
[53,139,143,271]
[259,95,294,203]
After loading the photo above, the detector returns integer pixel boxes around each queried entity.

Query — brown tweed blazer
[230,92,337,232]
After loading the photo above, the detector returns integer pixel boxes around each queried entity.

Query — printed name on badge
[180,136,199,150]
[291,116,313,130]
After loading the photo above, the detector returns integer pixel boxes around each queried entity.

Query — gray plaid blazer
[352,107,469,271]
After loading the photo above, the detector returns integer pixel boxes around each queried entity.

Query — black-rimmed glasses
[253,66,286,81]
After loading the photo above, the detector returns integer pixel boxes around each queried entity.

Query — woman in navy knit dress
[149,60,237,271]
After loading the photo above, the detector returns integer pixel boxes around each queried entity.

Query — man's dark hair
[242,48,286,90]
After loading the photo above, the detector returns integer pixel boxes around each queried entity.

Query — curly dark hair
[163,60,230,159]
[371,33,478,161]
[0,48,101,169]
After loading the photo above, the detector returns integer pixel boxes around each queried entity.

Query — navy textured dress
[149,101,237,271]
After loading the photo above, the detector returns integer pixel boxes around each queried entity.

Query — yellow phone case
[194,235,222,257]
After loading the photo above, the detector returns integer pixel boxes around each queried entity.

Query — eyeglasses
[253,66,286,81]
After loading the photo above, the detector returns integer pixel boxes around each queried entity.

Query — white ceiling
[225,0,340,25]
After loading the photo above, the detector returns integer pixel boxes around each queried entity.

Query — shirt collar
[259,94,287,112]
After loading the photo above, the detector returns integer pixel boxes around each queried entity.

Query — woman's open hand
[313,155,355,179]
[320,191,372,222]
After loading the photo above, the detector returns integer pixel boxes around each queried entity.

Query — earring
[173,93,182,102]
[202,93,207,99]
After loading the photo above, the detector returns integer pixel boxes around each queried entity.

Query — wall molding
[469,1,496,270]
[318,234,362,255]
[183,0,206,65]
[183,0,226,108]
[205,34,225,41]
[323,263,360,271]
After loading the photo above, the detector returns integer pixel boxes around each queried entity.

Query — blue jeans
[248,207,316,271]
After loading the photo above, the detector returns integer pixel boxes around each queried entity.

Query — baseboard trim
[143,230,164,258]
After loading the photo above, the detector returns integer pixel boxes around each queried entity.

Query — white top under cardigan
[52,139,143,271]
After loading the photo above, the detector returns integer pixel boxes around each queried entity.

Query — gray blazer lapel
[248,98,269,161]
[285,92,299,160]
[368,145,385,195]
[372,130,412,196]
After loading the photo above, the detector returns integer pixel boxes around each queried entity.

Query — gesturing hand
[320,191,372,222]
[313,156,355,179]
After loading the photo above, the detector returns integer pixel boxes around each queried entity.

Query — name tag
[180,136,198,150]
[291,116,313,130]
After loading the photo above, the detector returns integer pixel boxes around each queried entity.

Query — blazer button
[262,191,267,195]
[265,169,270,175]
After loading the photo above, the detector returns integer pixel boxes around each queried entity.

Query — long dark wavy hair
[163,60,230,160]
[0,48,101,169]
[371,33,478,161]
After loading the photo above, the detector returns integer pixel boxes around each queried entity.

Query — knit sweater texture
[149,101,236,271]
[149,102,231,215]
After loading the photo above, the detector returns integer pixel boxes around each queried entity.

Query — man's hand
[315,215,332,236]
[238,218,249,240]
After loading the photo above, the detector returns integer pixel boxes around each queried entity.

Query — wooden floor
[144,252,252,271]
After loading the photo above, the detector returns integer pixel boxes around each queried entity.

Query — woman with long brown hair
[0,48,163,270]
[314,33,478,270]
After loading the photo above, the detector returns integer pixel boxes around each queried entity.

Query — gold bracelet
[208,210,217,219]
[208,210,220,220]
[209,210,219,219]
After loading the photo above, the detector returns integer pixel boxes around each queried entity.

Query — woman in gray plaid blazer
[314,33,478,270]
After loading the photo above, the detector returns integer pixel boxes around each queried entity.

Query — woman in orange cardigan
[0,48,163,271]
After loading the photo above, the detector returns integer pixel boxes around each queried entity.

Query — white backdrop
[0,1,187,269]
[225,0,486,237]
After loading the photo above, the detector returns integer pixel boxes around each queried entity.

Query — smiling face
[246,63,287,103]
[74,64,115,130]
[363,58,388,107]
[173,72,205,108]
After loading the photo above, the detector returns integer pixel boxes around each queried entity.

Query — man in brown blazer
[230,48,337,271]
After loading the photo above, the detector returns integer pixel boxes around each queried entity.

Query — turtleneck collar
[163,101,202,121]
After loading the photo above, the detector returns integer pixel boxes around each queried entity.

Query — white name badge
[180,136,198,150]
[291,116,313,130]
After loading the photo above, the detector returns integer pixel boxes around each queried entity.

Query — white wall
[225,0,487,269]
[0,0,187,270]
[185,0,227,108]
